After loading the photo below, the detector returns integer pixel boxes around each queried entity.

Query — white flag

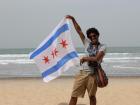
[29,18,79,82]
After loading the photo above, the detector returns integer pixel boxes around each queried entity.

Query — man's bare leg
[90,96,96,105]
[69,97,78,105]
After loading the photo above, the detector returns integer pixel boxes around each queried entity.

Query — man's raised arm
[66,15,85,44]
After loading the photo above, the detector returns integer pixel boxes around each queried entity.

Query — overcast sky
[0,0,140,48]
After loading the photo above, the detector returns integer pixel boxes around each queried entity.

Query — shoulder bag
[95,65,108,88]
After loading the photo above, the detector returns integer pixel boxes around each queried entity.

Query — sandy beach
[0,76,140,105]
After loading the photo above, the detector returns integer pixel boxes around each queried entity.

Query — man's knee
[90,96,96,101]
[69,97,78,105]
[71,97,78,100]
[89,96,96,105]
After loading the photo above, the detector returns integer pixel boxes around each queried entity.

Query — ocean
[0,47,140,77]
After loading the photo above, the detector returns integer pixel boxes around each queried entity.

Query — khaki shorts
[71,70,97,98]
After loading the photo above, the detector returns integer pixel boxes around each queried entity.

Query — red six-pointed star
[42,56,50,64]
[51,48,58,58]
[60,39,68,48]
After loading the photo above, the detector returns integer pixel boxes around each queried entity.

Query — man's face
[88,33,99,44]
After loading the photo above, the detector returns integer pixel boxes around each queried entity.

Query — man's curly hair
[86,27,100,38]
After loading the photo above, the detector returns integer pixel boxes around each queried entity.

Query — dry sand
[0,76,140,105]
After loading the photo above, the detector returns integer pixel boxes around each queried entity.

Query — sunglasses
[88,34,98,39]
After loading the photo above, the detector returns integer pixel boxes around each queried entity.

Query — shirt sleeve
[99,44,106,53]
[84,38,90,48]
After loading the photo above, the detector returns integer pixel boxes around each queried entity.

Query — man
[66,15,106,105]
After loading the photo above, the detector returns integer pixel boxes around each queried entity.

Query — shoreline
[0,75,140,79]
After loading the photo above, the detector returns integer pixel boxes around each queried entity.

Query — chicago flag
[29,18,79,82]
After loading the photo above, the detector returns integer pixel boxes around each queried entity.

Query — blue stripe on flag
[30,23,69,59]
[42,51,78,78]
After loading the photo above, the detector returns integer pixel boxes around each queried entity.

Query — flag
[29,18,79,82]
